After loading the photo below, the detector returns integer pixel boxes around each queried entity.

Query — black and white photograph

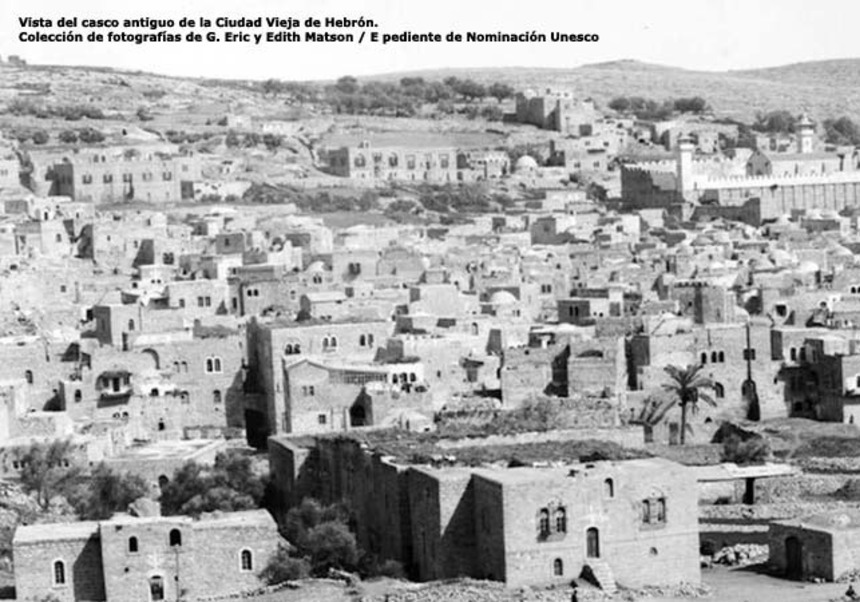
[0,0,859,600]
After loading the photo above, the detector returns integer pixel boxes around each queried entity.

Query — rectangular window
[318,414,327,425]
[103,174,113,183]
[122,173,132,183]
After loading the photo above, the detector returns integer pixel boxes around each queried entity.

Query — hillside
[369,58,860,123]
[1,57,859,132]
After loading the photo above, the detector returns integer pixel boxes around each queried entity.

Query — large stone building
[13,509,280,602]
[269,433,700,589]
[51,149,200,204]
[326,141,459,182]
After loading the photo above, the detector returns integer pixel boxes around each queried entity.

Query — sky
[1,0,859,81]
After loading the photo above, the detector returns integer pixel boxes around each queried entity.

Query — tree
[335,75,360,95]
[58,130,78,144]
[305,521,359,574]
[660,364,717,445]
[487,82,514,102]
[159,450,268,516]
[136,107,153,122]
[260,546,311,584]
[18,440,81,510]
[31,130,49,145]
[608,97,631,112]
[673,96,709,114]
[77,128,105,144]
[753,110,797,134]
[823,116,860,146]
[224,131,240,148]
[69,464,149,520]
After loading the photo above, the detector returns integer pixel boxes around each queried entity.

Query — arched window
[790,348,797,361]
[604,478,614,498]
[471,323,479,336]
[367,334,374,347]
[700,352,707,365]
[74,390,82,403]
[715,383,725,399]
[53,560,66,585]
[128,319,135,332]
[538,508,550,537]
[205,358,213,373]
[586,527,600,558]
[213,390,222,404]
[158,419,166,432]
[330,336,338,348]
[25,370,33,385]
[359,334,366,347]
[710,351,718,363]
[554,507,567,533]
[240,549,253,572]
[129,536,139,553]
[718,351,725,363]
[169,529,182,547]
[181,361,188,373]
[322,337,329,350]
[213,358,222,372]
[553,558,564,576]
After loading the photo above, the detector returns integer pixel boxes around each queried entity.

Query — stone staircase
[583,559,618,595]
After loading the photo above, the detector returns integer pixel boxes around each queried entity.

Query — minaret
[797,114,814,154]
[676,134,695,201]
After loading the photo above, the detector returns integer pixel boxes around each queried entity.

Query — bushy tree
[18,440,81,510]
[159,450,267,516]
[68,463,149,520]
[608,96,631,112]
[58,130,78,144]
[673,96,708,113]
[753,110,797,133]
[78,127,105,143]
[823,116,860,145]
[335,75,360,95]
[305,522,359,573]
[487,82,514,102]
[31,130,49,145]
[260,545,311,584]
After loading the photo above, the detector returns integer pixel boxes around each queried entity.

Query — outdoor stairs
[583,559,618,595]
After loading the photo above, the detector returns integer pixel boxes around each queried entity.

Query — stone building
[13,509,279,602]
[246,317,394,438]
[52,150,200,204]
[768,510,860,581]
[326,141,459,183]
[269,433,699,589]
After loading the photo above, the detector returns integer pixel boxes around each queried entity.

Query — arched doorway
[586,527,600,558]
[141,349,160,370]
[149,575,165,601]
[785,536,802,580]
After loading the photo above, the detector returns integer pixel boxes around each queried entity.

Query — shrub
[305,521,359,574]
[721,434,770,465]
[260,547,310,585]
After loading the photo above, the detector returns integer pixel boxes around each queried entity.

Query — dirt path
[647,566,848,602]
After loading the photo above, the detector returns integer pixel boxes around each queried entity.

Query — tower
[676,135,695,200]
[797,114,814,154]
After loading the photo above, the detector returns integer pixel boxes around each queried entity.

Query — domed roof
[305,261,326,273]
[515,155,538,172]
[797,260,820,273]
[489,290,518,305]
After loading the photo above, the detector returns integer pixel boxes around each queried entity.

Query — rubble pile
[706,544,769,567]
[619,582,712,600]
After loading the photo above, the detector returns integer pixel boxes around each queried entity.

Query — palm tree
[660,364,717,445]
